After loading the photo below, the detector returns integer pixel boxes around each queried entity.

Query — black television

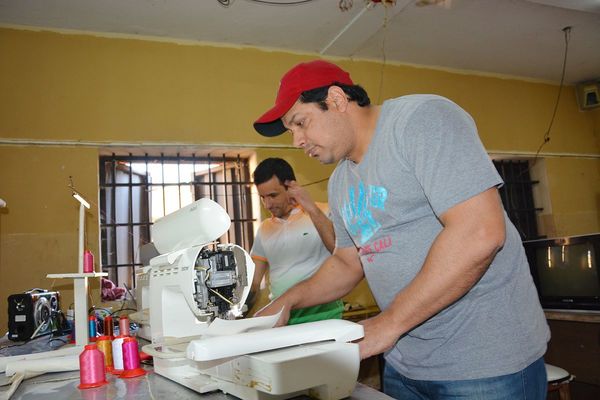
[523,233,600,312]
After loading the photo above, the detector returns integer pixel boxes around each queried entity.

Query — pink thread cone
[78,344,108,389]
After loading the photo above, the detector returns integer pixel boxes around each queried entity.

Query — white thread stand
[47,191,106,347]
[0,192,105,392]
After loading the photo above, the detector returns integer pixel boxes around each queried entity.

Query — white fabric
[4,355,79,377]
[251,204,330,298]
[203,309,283,336]
[0,372,24,400]
[0,346,81,373]
[0,354,79,400]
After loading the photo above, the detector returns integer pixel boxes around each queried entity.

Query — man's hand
[254,298,292,327]
[285,180,317,213]
[357,313,401,360]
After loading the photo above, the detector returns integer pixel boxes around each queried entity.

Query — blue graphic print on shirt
[341,181,388,245]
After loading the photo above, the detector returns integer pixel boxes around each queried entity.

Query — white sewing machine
[140,198,364,400]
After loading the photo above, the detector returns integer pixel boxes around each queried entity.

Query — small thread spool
[88,315,97,341]
[120,337,146,379]
[83,250,94,273]
[103,316,114,338]
[118,316,130,337]
[78,344,108,389]
[111,335,126,375]
[95,336,114,373]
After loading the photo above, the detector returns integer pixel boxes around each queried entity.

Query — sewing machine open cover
[138,198,364,400]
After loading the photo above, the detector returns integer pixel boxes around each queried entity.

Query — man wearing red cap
[253,60,549,400]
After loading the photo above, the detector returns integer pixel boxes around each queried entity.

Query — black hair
[253,158,296,186]
[299,82,371,111]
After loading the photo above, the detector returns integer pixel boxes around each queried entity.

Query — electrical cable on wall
[340,1,406,104]
[532,25,571,165]
[300,177,329,187]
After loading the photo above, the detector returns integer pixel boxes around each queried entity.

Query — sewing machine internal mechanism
[139,198,363,400]
[194,247,243,318]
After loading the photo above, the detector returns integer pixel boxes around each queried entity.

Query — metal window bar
[127,156,135,287]
[110,160,118,273]
[236,154,246,247]
[208,153,213,199]
[99,154,255,290]
[161,154,166,217]
[177,154,182,210]
[223,153,230,244]
[493,160,543,241]
[231,162,243,246]
[144,157,151,260]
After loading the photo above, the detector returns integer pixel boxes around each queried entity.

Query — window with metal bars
[99,153,255,290]
[493,159,543,241]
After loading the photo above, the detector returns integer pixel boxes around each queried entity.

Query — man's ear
[327,86,349,112]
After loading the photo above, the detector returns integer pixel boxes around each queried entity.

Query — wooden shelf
[544,310,600,323]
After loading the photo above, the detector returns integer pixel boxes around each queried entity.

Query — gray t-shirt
[329,95,550,380]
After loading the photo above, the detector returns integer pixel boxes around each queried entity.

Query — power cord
[301,177,330,187]
[532,26,571,166]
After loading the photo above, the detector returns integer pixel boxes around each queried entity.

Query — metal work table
[4,367,393,400]
[1,331,393,400]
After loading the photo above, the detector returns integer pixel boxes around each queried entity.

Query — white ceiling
[0,0,599,84]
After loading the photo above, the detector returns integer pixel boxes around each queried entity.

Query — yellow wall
[0,146,101,331]
[543,157,599,235]
[1,27,599,331]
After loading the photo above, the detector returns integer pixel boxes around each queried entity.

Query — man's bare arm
[254,246,363,325]
[246,258,268,310]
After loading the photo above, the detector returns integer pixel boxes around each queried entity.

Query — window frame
[99,152,255,289]
[493,158,544,241]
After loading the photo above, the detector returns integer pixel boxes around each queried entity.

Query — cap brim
[254,120,287,137]
[254,92,298,137]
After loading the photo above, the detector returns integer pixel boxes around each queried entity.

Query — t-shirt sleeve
[328,172,356,249]
[399,98,503,217]
[250,228,268,261]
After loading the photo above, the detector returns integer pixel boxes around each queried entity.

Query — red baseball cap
[253,60,354,137]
